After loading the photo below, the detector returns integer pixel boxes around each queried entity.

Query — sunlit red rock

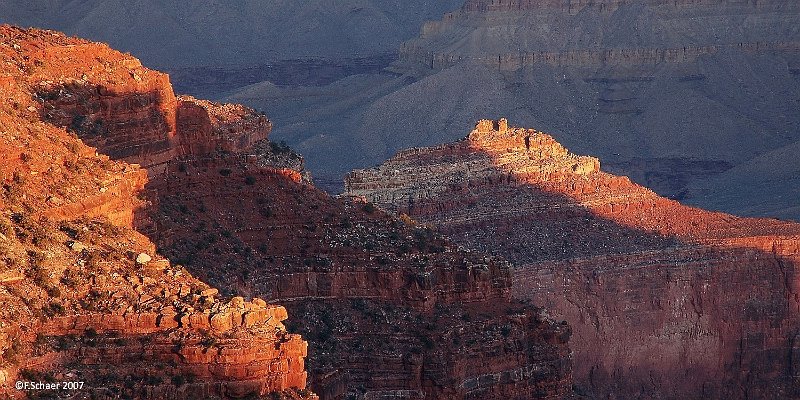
[0,25,312,399]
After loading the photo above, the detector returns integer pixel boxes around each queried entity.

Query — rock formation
[404,0,800,71]
[346,119,800,399]
[0,25,312,399]
[381,0,800,221]
[29,44,270,174]
[461,0,794,14]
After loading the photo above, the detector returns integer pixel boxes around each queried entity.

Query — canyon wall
[401,40,800,71]
[346,119,800,398]
[206,0,800,220]
[0,26,311,399]
[403,0,800,72]
[343,0,800,223]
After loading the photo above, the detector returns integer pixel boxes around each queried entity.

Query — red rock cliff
[346,119,800,399]
[10,25,269,174]
[0,26,311,400]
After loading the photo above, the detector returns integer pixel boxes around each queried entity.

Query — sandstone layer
[28,40,270,173]
[346,119,800,399]
[0,26,312,399]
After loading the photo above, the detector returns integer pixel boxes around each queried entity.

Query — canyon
[136,89,573,400]
[5,1,797,221]
[346,119,800,399]
[229,0,800,221]
[2,1,799,396]
[1,27,574,399]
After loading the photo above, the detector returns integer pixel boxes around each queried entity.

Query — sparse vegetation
[500,325,512,337]
[269,140,294,155]
[362,202,376,214]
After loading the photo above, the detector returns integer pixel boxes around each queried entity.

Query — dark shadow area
[36,81,174,162]
[604,157,734,201]
[127,153,571,399]
[403,176,800,399]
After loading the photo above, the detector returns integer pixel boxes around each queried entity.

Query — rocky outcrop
[0,26,311,399]
[346,119,800,399]
[378,0,800,225]
[3,25,270,174]
[173,95,272,160]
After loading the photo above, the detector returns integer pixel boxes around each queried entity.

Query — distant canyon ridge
[2,0,800,219]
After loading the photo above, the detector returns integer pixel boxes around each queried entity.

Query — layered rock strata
[7,25,269,174]
[402,0,800,72]
[461,0,793,13]
[368,0,800,224]
[346,119,800,399]
[0,26,311,399]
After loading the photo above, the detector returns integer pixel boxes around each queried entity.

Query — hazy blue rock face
[0,0,464,67]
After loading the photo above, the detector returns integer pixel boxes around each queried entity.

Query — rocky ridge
[346,119,800,399]
[30,50,270,174]
[0,26,311,399]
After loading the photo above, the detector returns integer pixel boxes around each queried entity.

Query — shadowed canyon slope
[0,26,312,399]
[1,27,574,400]
[0,1,466,100]
[225,0,800,220]
[347,119,800,399]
